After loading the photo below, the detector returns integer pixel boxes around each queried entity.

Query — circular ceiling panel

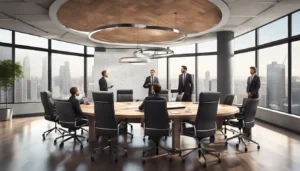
[56,0,223,44]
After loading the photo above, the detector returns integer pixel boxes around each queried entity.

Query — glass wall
[197,40,217,53]
[292,41,300,115]
[87,57,96,101]
[87,47,95,55]
[258,17,288,45]
[52,40,84,54]
[169,57,196,101]
[197,55,217,93]
[234,31,255,51]
[233,51,255,104]
[16,32,48,48]
[292,11,300,36]
[52,54,84,99]
[0,46,13,103]
[15,49,48,102]
[170,44,195,54]
[0,29,12,43]
[258,44,288,112]
[157,58,167,90]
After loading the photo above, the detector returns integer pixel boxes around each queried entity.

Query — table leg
[88,116,96,143]
[172,119,181,151]
[216,119,223,130]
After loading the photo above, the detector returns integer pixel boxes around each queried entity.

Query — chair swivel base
[221,127,239,139]
[225,133,260,152]
[54,132,85,150]
[91,140,127,163]
[142,141,173,165]
[177,143,221,168]
[42,123,67,140]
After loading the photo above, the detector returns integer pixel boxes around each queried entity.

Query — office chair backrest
[40,91,56,117]
[160,89,169,101]
[93,91,114,102]
[223,94,235,105]
[175,93,184,102]
[94,92,118,137]
[117,90,133,102]
[195,92,220,138]
[242,98,260,129]
[55,101,76,129]
[144,100,169,137]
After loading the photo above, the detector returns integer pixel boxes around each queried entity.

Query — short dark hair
[181,65,187,70]
[152,83,161,94]
[150,69,155,72]
[70,87,78,96]
[250,66,257,73]
[102,70,107,76]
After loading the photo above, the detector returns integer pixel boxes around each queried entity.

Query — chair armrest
[234,113,244,120]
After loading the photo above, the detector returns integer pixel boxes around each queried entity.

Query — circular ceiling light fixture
[88,23,186,45]
[119,56,151,64]
[134,48,174,59]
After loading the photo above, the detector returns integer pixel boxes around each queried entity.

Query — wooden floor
[1,117,300,171]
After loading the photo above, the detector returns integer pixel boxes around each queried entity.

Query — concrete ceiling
[0,0,300,47]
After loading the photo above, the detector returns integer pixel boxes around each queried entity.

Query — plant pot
[0,108,13,121]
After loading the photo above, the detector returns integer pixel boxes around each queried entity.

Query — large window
[197,55,217,94]
[233,52,255,104]
[169,57,195,101]
[258,17,288,45]
[52,54,84,99]
[170,44,195,54]
[157,58,167,90]
[87,57,95,101]
[0,46,13,103]
[292,11,300,36]
[15,32,48,48]
[258,44,288,112]
[87,47,95,55]
[197,40,217,53]
[52,40,84,54]
[14,49,48,102]
[0,29,12,43]
[234,31,255,51]
[292,41,300,115]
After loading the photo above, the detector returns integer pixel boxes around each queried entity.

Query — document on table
[171,111,180,114]
[126,106,139,109]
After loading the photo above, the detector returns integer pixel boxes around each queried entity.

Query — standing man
[143,69,159,96]
[247,66,260,99]
[178,65,194,102]
[99,70,113,91]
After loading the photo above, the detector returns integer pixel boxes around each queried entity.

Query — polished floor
[1,116,300,171]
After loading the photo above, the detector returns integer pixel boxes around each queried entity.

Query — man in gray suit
[143,69,159,96]
[178,65,194,102]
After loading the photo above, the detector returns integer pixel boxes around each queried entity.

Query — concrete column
[217,31,234,102]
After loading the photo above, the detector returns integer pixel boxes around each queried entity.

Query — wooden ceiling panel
[57,0,222,43]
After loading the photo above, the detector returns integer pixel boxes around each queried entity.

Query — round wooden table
[81,102,239,150]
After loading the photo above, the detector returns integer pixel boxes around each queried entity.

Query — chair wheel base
[203,162,207,168]
[91,156,95,162]
[181,158,185,164]
[114,159,118,163]
[218,158,221,163]
[169,157,173,162]
[80,145,83,150]
[59,143,64,149]
[245,148,248,152]
[42,134,45,140]
[142,159,146,165]
[236,144,239,149]
[257,145,260,150]
[54,140,57,145]
[225,142,228,147]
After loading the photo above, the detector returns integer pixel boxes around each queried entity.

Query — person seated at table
[68,87,85,117]
[139,83,165,110]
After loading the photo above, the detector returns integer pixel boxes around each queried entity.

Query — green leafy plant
[0,60,23,109]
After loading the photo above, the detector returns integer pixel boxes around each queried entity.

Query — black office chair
[160,89,169,101]
[179,92,221,168]
[225,98,260,152]
[40,91,65,140]
[221,94,237,138]
[53,101,88,150]
[116,90,134,136]
[142,100,172,165]
[91,92,127,163]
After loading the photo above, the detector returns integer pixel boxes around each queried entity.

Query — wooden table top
[81,102,239,119]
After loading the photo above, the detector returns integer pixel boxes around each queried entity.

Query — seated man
[139,83,165,110]
[68,87,84,117]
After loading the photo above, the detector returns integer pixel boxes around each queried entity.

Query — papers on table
[126,106,139,109]
[171,111,180,114]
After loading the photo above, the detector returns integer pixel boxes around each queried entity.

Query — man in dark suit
[247,66,261,99]
[99,70,113,91]
[139,83,165,110]
[143,69,159,96]
[178,65,194,102]
[68,87,84,117]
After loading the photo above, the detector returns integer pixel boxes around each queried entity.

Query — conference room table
[81,102,239,151]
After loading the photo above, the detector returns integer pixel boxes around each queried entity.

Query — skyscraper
[22,55,31,102]
[59,61,72,97]
[205,70,210,91]
[266,62,286,110]
[41,57,48,91]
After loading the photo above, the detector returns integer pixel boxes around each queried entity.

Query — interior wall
[94,49,158,101]
[0,103,44,116]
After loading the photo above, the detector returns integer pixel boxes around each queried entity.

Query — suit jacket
[68,96,83,117]
[99,77,108,91]
[139,94,165,110]
[178,73,194,96]
[247,74,261,99]
[143,76,159,96]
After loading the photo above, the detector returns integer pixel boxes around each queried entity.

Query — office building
[0,1,300,171]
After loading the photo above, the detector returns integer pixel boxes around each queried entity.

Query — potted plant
[0,60,23,121]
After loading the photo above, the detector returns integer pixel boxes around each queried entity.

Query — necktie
[183,74,185,86]
[151,77,153,84]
